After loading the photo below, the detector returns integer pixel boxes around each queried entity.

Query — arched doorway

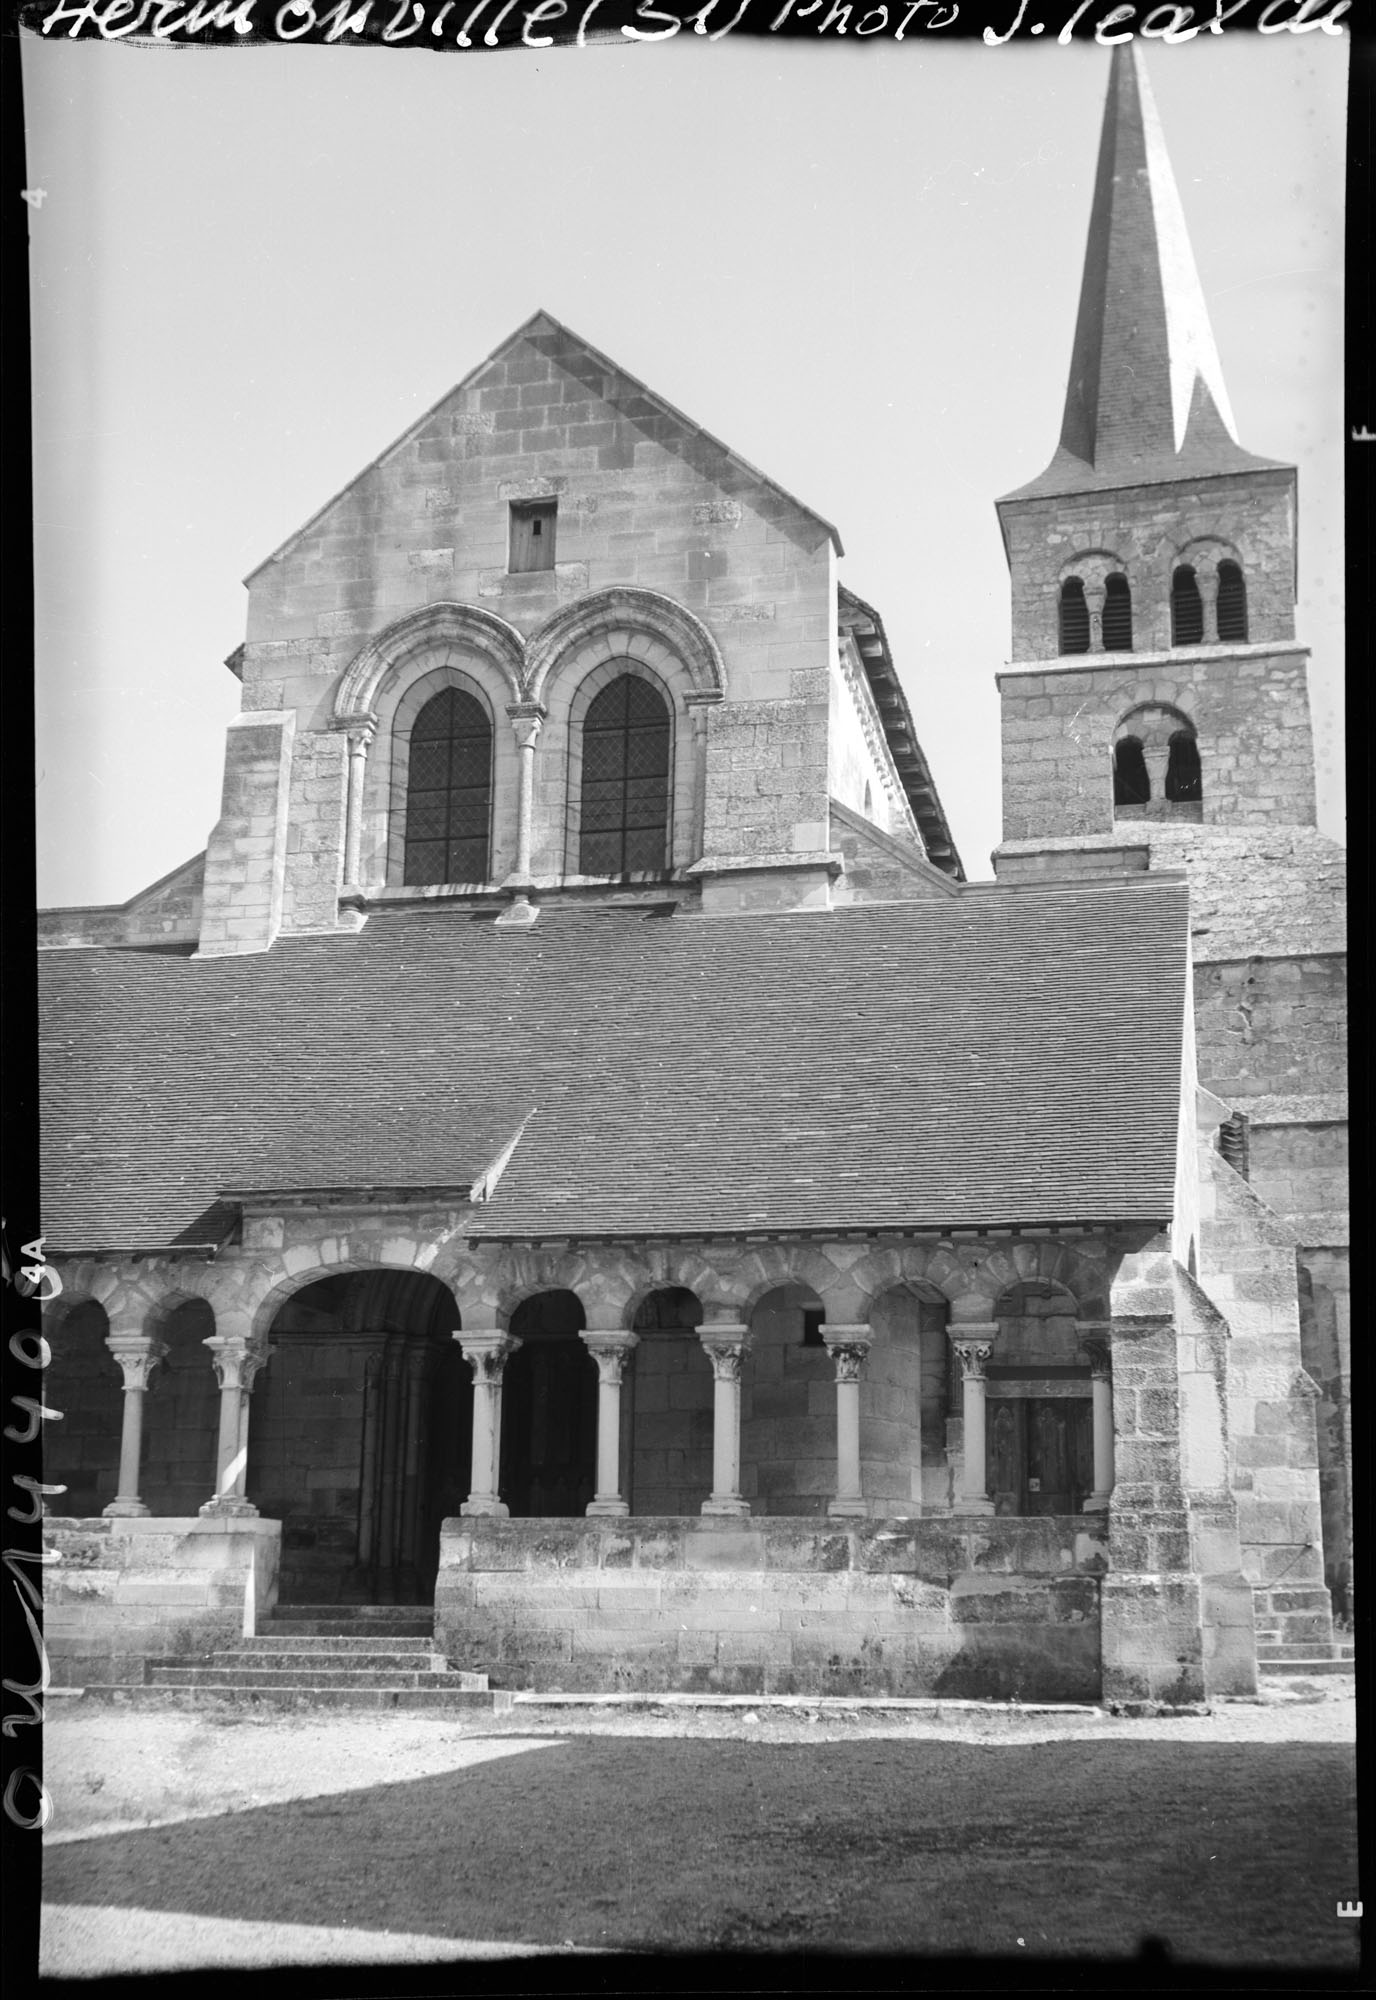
[628,1287,709,1513]
[248,1270,471,1604]
[44,1300,121,1516]
[501,1291,596,1517]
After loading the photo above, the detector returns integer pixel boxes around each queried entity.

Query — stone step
[237,1635,439,1655]
[270,1604,435,1620]
[78,1684,514,1713]
[261,1618,434,1639]
[149,1665,460,1690]
[215,1656,484,1688]
[1257,1641,1352,1664]
[1257,1656,1354,1678]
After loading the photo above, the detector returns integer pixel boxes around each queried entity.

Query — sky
[24,26,1346,906]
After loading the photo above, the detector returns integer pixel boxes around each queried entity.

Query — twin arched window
[1112,707,1203,814]
[400,671,674,887]
[1172,559,1249,646]
[1058,572,1132,656]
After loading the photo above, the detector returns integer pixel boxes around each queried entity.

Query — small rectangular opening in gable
[509,499,557,573]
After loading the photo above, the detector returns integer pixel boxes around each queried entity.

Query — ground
[37,1685,1359,1976]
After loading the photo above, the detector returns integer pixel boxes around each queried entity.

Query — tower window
[1102,573,1133,651]
[510,500,557,574]
[1165,730,1202,802]
[1216,560,1248,642]
[1171,565,1204,646]
[1058,578,1090,654]
[403,687,493,886]
[1113,735,1150,807]
[579,673,671,877]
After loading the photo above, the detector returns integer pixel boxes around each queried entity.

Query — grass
[43,1736,1358,1967]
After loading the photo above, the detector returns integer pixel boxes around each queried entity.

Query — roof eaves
[837,585,964,881]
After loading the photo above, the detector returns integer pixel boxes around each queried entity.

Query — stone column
[458,1331,521,1516]
[581,1332,638,1517]
[1198,563,1221,640]
[698,1323,751,1517]
[200,1330,269,1517]
[1142,745,1171,803]
[497,703,546,927]
[823,1324,872,1519]
[1083,577,1107,654]
[1080,1332,1115,1512]
[341,718,375,891]
[950,1330,996,1516]
[684,690,720,866]
[102,1330,168,1519]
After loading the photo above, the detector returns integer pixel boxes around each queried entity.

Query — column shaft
[823,1327,872,1520]
[699,1326,750,1517]
[103,1331,167,1518]
[951,1330,996,1516]
[581,1333,637,1517]
[458,1333,520,1517]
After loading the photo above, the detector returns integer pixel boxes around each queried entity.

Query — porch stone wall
[41,1516,281,1687]
[436,1515,1109,1700]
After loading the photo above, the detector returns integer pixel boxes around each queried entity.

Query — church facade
[38,48,1347,1708]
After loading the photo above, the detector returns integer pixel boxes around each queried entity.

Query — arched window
[579,674,671,877]
[1171,565,1204,646]
[1165,730,1203,802]
[1058,577,1090,655]
[1113,736,1150,807]
[1102,573,1133,651]
[1216,559,1248,642]
[403,687,493,886]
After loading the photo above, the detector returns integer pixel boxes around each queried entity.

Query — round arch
[332,602,525,726]
[523,586,726,706]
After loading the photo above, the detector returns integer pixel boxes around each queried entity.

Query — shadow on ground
[43,1738,1357,1966]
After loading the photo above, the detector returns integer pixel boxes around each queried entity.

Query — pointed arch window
[403,687,493,886]
[1058,577,1090,655]
[1113,736,1150,807]
[1102,573,1133,652]
[1165,730,1203,803]
[1171,565,1204,646]
[579,674,671,877]
[1216,560,1248,642]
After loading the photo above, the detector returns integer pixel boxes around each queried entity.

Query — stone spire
[1006,46,1283,499]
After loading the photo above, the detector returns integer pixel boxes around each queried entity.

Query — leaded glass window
[403,688,492,886]
[579,674,671,877]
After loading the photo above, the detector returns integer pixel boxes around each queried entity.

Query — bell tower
[992,42,1315,855]
[991,45,1350,1633]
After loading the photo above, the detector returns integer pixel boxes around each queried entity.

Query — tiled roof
[38,882,1188,1252]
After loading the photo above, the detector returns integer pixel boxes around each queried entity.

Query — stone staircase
[1256,1637,1356,1679]
[134,1606,514,1712]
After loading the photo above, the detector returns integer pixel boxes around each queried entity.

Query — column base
[585,1498,630,1517]
[826,1498,869,1519]
[102,1498,149,1519]
[460,1498,510,1518]
[701,1497,752,1517]
[198,1497,260,1519]
[953,1497,995,1517]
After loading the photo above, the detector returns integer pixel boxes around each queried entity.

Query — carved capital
[950,1337,994,1382]
[458,1332,521,1385]
[823,1334,872,1383]
[506,701,547,753]
[699,1330,750,1382]
[580,1332,638,1385]
[105,1333,167,1394]
[205,1334,269,1394]
[1079,1335,1111,1381]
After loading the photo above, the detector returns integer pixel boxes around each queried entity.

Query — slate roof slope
[39,882,1188,1252]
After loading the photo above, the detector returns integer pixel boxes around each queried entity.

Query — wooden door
[989,1397,1093,1515]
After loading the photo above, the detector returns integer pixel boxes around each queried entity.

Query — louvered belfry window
[403,688,492,886]
[1102,573,1133,651]
[1216,560,1248,642]
[1058,578,1090,654]
[1171,565,1205,646]
[579,674,671,876]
